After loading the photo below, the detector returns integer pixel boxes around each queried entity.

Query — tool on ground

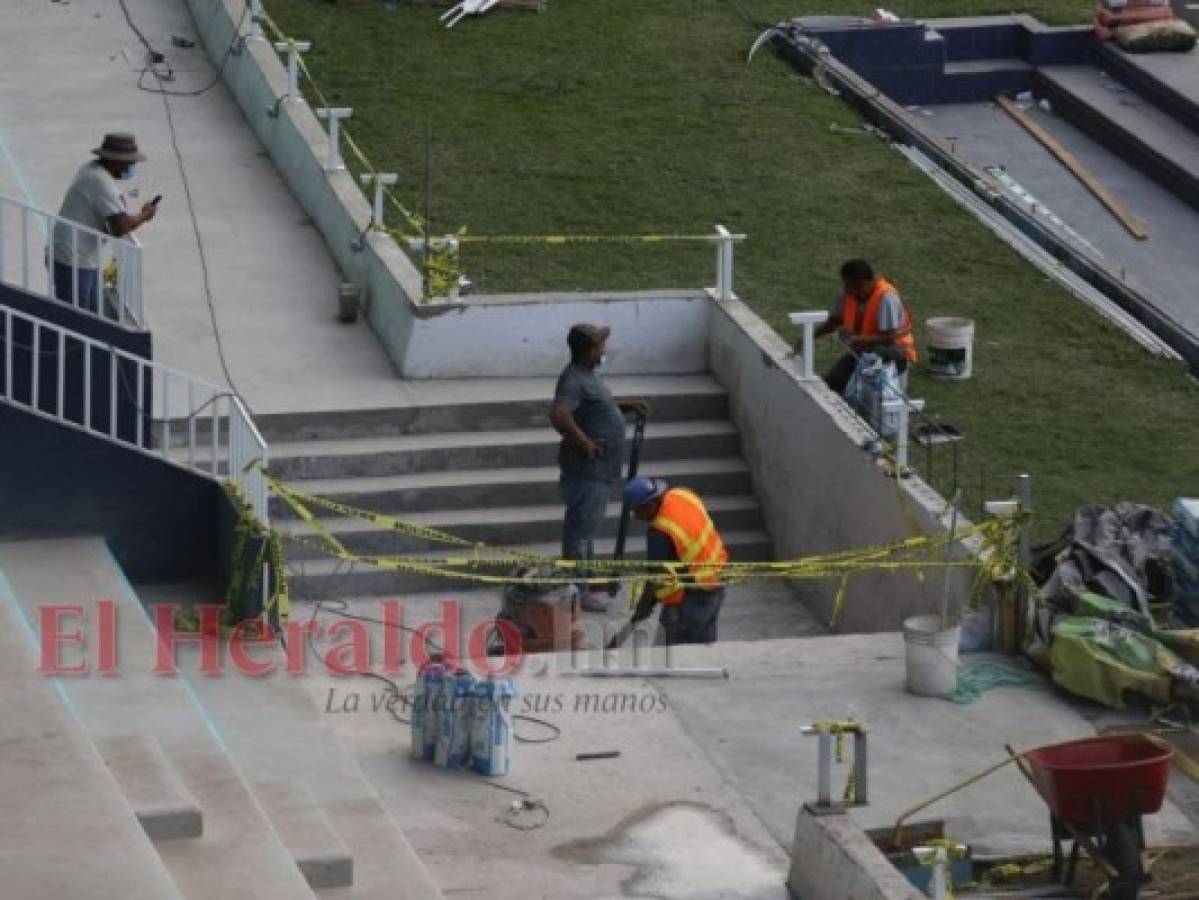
[576,751,621,761]
[487,567,583,654]
[802,720,870,814]
[994,94,1147,241]
[608,409,648,598]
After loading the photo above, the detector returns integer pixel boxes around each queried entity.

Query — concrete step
[939,57,1033,103]
[97,735,204,841]
[277,496,764,560]
[253,375,729,441]
[152,595,445,900]
[252,780,353,890]
[285,530,776,599]
[0,565,185,899]
[270,457,755,519]
[1035,65,1199,211]
[0,538,318,900]
[264,420,741,480]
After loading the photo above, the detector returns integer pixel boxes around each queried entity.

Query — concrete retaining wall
[788,809,924,900]
[185,0,423,374]
[185,0,715,379]
[708,298,976,633]
[406,290,709,377]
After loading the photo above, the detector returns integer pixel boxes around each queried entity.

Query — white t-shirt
[53,162,126,269]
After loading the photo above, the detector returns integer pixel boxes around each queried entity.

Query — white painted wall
[404,290,710,377]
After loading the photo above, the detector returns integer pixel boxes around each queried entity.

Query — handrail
[0,304,268,525]
[0,193,145,330]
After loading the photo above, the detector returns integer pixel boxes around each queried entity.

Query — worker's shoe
[579,593,609,613]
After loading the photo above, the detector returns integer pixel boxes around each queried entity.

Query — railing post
[358,172,399,229]
[273,40,311,100]
[787,311,828,380]
[714,223,733,301]
[316,108,352,171]
[249,0,264,41]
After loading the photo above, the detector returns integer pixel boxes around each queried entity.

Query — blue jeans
[659,587,725,645]
[560,478,612,586]
[53,262,100,314]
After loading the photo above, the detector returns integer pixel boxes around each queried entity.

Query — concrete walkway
[0,0,413,414]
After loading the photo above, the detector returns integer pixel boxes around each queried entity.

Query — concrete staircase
[260,375,775,600]
[0,538,443,899]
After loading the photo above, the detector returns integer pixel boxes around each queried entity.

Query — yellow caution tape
[239,468,1026,621]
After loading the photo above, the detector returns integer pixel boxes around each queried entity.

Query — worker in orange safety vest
[809,258,918,395]
[623,477,728,645]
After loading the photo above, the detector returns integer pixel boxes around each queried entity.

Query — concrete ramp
[0,568,182,899]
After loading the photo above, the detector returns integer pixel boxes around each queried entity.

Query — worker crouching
[624,477,728,645]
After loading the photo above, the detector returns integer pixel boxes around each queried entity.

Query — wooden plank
[994,93,1148,241]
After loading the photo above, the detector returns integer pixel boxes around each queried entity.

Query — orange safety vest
[649,488,728,605]
[841,277,918,364]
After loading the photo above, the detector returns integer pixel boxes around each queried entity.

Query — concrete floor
[0,0,418,414]
[925,98,1199,338]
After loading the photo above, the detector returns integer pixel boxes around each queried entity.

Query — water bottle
[470,676,515,776]
[411,661,445,761]
[434,670,474,768]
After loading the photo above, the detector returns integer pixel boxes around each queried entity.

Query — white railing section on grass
[0,305,268,524]
[0,194,145,329]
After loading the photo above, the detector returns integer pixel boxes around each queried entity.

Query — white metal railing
[0,194,145,329]
[0,304,268,523]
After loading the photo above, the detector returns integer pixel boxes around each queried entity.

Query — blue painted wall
[0,402,225,581]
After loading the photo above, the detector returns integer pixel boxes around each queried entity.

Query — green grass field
[264,0,1197,537]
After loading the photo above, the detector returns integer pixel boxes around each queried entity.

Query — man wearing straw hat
[52,133,158,313]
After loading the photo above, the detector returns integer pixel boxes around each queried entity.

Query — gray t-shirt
[53,162,126,269]
[831,290,904,333]
[554,363,626,482]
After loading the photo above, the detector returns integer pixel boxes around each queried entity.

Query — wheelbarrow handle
[1004,744,1119,881]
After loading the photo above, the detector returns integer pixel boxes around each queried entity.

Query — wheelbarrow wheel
[1103,821,1142,900]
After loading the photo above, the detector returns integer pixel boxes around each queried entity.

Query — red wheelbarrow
[1010,735,1174,900]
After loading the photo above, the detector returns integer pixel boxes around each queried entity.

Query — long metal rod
[560,667,729,679]
[994,94,1146,241]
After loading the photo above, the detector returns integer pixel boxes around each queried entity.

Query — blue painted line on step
[0,566,84,724]
[0,127,38,205]
[98,546,233,756]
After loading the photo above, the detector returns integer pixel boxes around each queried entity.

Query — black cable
[114,0,247,406]
[118,0,250,98]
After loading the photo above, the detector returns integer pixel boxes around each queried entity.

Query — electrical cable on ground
[115,0,247,405]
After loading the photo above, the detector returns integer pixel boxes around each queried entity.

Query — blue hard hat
[623,477,668,509]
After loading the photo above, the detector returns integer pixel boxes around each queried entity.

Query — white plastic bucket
[903,614,960,697]
[925,317,974,380]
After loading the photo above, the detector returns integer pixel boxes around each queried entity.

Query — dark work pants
[824,346,908,396]
[659,587,725,646]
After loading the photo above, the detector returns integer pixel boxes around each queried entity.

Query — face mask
[120,164,136,181]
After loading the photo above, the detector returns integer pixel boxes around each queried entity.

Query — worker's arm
[630,527,674,622]
[813,310,841,340]
[106,201,158,238]
[549,402,602,459]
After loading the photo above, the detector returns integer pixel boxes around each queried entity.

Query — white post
[714,223,733,301]
[273,40,311,99]
[316,107,352,171]
[358,172,399,228]
[250,0,264,40]
[787,311,828,380]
